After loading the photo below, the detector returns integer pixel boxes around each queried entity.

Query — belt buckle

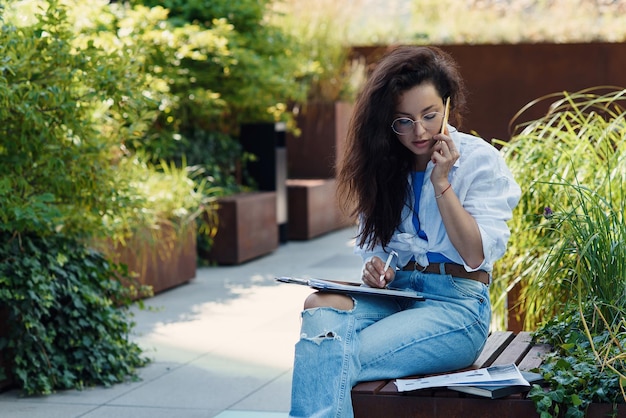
[414,262,428,273]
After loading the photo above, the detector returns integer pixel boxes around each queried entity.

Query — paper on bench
[394,364,530,392]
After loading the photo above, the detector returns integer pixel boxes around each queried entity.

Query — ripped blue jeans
[289,268,491,418]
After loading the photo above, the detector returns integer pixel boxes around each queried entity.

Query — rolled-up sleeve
[452,142,521,272]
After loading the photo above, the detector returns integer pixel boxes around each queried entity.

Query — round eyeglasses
[391,112,444,135]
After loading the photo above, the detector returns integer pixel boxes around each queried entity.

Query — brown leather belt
[402,261,489,285]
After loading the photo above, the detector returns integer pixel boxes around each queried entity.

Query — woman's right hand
[362,256,396,288]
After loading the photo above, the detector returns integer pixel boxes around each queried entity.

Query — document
[447,370,544,399]
[275,277,425,300]
[394,364,530,392]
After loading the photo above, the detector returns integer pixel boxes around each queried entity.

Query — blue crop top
[412,171,452,264]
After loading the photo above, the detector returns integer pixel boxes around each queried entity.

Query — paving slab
[0,226,362,418]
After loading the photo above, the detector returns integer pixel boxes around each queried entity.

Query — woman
[289,46,521,418]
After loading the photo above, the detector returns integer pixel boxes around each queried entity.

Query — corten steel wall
[351,43,626,143]
[287,101,353,179]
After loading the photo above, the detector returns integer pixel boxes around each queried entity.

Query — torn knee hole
[301,330,342,345]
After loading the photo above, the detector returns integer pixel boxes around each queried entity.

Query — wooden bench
[351,331,552,418]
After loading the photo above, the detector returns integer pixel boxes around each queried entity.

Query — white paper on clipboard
[276,277,425,301]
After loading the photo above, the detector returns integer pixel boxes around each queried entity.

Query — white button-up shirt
[355,128,521,275]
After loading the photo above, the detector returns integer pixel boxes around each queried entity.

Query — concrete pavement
[0,226,363,418]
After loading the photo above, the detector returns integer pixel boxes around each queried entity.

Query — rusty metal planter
[102,223,197,296]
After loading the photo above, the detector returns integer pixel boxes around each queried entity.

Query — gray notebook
[276,276,425,301]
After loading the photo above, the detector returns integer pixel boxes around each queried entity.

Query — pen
[379,250,398,285]
[440,97,450,135]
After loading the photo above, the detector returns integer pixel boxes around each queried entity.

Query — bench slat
[490,331,533,366]
[518,343,552,371]
[472,330,515,368]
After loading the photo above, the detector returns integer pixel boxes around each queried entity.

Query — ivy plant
[529,303,625,418]
[0,232,149,395]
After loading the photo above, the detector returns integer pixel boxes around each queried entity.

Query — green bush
[108,0,318,255]
[0,0,213,395]
[0,1,154,238]
[0,232,148,395]
[494,87,626,330]
[1,0,218,242]
[120,0,311,183]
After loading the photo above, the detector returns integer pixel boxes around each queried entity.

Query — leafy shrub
[529,303,625,418]
[0,0,215,395]
[0,1,154,238]
[495,87,626,416]
[493,87,626,330]
[1,0,219,241]
[0,232,149,395]
[121,0,311,183]
[0,0,331,395]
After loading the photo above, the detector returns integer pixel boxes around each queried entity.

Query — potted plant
[92,157,218,296]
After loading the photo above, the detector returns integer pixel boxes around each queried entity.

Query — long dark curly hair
[337,46,467,250]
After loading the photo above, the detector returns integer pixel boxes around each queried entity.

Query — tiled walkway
[0,226,362,417]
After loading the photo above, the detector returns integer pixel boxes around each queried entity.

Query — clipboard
[276,277,425,301]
